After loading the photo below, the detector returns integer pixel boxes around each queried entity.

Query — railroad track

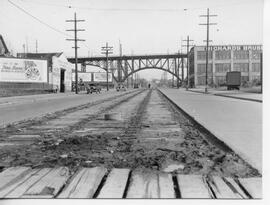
[0,166,261,199]
[0,88,262,199]
[0,89,146,137]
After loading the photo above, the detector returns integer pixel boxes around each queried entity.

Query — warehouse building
[0,52,74,96]
[17,52,73,93]
[0,56,49,96]
[188,45,262,87]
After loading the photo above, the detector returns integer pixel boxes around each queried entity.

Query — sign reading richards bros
[201,45,262,51]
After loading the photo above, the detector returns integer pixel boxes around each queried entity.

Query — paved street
[0,90,121,128]
[160,88,262,172]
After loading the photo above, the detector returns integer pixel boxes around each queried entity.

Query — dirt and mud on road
[0,89,260,178]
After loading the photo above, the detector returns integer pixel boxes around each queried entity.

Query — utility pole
[66,12,85,94]
[199,8,217,93]
[22,44,26,58]
[260,52,263,94]
[182,35,194,90]
[131,50,134,88]
[35,40,38,53]
[101,42,113,91]
[181,58,184,87]
[26,37,29,53]
[118,41,122,84]
[177,50,180,88]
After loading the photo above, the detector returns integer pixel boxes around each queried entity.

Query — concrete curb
[188,89,262,103]
[213,94,262,103]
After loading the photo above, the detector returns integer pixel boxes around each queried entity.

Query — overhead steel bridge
[67,53,188,86]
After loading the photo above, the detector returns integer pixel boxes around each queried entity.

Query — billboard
[72,72,92,82]
[0,57,47,83]
[93,72,112,82]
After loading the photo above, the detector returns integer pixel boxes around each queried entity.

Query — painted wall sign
[93,72,112,82]
[0,57,47,83]
[201,45,262,51]
[72,72,92,82]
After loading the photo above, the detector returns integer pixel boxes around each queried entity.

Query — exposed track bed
[0,89,260,179]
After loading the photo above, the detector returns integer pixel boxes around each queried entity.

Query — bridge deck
[0,167,261,199]
[68,53,188,63]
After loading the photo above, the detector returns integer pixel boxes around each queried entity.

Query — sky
[0,0,264,80]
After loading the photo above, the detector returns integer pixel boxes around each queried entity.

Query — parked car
[87,83,101,94]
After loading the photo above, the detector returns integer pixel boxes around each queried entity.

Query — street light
[101,42,113,91]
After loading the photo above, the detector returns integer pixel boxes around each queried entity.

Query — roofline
[0,35,9,54]
[193,44,262,47]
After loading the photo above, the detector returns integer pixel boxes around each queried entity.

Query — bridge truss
[68,53,188,87]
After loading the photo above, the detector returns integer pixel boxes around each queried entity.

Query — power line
[8,0,72,37]
[20,0,258,12]
[8,0,91,50]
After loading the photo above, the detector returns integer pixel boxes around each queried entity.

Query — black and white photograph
[0,0,267,202]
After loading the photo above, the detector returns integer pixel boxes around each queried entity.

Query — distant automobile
[87,83,101,94]
[226,71,241,90]
[116,84,126,91]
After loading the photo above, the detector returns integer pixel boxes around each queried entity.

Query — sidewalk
[188,87,262,102]
[159,88,262,173]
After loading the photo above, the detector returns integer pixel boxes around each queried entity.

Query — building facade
[189,45,262,87]
[17,53,74,92]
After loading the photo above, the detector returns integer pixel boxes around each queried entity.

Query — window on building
[233,63,249,72]
[215,50,231,60]
[215,63,231,73]
[197,76,213,85]
[252,63,260,72]
[233,50,249,59]
[197,77,205,85]
[252,50,262,60]
[197,64,212,74]
[216,76,226,85]
[241,76,249,83]
[251,76,260,81]
[197,51,213,60]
